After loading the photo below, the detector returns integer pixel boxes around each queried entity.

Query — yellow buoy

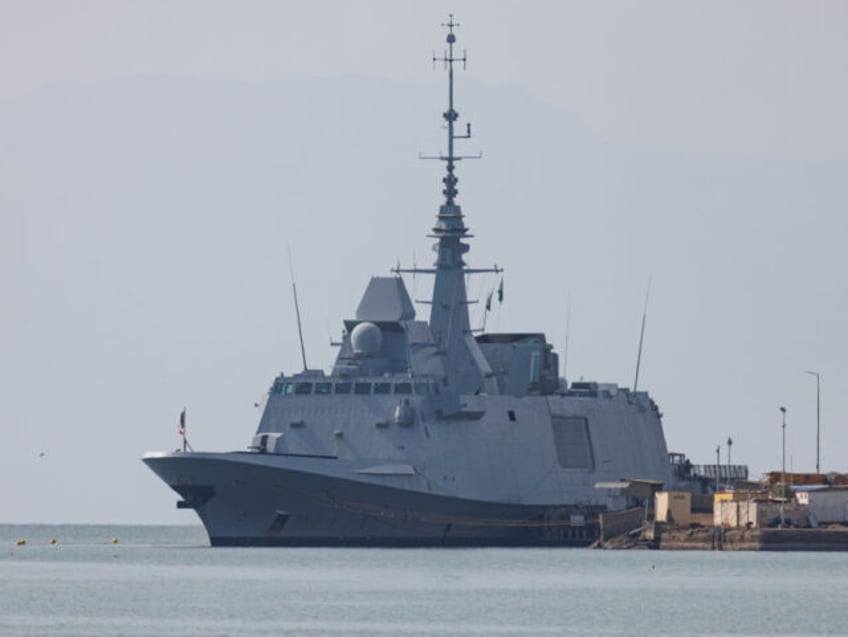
[49,538,57,545]
[16,539,25,546]
[111,537,119,544]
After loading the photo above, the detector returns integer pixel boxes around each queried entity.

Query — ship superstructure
[144,18,685,546]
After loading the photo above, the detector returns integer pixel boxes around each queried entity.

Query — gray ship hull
[143,451,601,546]
[142,20,705,546]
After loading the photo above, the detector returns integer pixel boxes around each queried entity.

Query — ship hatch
[173,484,215,509]
[267,511,290,536]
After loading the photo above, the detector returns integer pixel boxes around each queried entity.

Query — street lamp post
[715,445,721,493]
[727,436,733,489]
[780,406,787,527]
[804,370,821,474]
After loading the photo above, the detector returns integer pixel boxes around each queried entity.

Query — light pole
[727,436,733,489]
[715,445,721,493]
[780,406,787,527]
[804,370,821,474]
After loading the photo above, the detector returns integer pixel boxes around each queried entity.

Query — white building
[796,488,848,523]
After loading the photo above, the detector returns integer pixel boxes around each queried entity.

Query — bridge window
[354,382,371,395]
[315,382,332,395]
[374,382,391,395]
[281,382,294,395]
[334,382,352,394]
[394,382,412,395]
[294,382,313,395]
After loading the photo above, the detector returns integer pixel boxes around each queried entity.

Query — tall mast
[426,15,479,348]
[436,14,469,211]
[396,17,499,393]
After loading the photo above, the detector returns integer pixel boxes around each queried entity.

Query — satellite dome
[351,322,382,356]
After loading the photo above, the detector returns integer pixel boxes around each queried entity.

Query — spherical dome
[351,321,382,356]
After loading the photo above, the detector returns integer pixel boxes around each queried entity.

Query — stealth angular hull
[143,18,690,547]
[143,451,601,546]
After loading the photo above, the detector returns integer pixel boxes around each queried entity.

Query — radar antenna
[419,13,481,214]
[393,16,499,376]
[397,15,498,278]
[434,14,477,208]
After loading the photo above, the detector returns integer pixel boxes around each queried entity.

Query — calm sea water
[1,524,846,636]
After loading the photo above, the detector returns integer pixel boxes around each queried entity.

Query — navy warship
[143,17,701,546]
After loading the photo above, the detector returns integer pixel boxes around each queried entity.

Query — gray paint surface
[143,22,687,544]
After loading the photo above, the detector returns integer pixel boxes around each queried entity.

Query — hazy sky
[2,1,846,524]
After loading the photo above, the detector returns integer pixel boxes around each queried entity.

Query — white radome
[351,321,382,356]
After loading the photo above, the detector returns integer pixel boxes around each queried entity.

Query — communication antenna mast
[287,245,308,372]
[632,278,652,393]
[393,15,500,364]
[416,14,482,205]
[563,293,572,381]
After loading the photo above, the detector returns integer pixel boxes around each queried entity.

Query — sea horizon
[3,524,848,636]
